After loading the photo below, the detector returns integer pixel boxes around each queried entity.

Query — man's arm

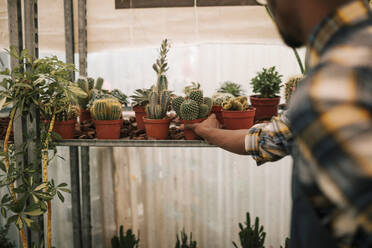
[187,112,293,164]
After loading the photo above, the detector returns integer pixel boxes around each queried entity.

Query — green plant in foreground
[111,225,139,248]
[0,224,15,248]
[222,96,249,111]
[91,98,122,120]
[175,229,197,248]
[250,66,283,98]
[218,81,245,97]
[233,212,266,248]
[146,39,172,119]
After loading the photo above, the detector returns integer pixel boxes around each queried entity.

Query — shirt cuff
[245,131,259,154]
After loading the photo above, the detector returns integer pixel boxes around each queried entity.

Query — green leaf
[24,208,44,217]
[34,182,48,191]
[1,207,6,218]
[57,191,64,202]
[0,97,7,111]
[58,188,71,193]
[14,83,33,89]
[57,183,67,187]
[23,216,33,227]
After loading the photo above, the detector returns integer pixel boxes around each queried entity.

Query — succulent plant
[251,66,283,98]
[91,98,122,120]
[175,229,197,248]
[183,82,200,96]
[145,39,172,120]
[130,88,152,107]
[76,77,104,109]
[172,96,185,117]
[55,104,80,122]
[284,75,303,104]
[218,81,245,97]
[212,92,234,106]
[180,99,200,120]
[111,226,139,248]
[222,96,249,111]
[189,89,204,105]
[110,89,129,106]
[232,212,266,248]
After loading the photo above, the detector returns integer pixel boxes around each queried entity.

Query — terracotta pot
[211,105,224,124]
[180,119,205,140]
[80,109,91,123]
[222,108,256,130]
[94,119,123,139]
[250,96,280,120]
[54,120,76,139]
[143,117,171,140]
[133,106,147,130]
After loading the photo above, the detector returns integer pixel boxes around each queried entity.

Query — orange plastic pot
[80,109,91,123]
[222,108,256,130]
[94,119,123,139]
[143,117,171,140]
[180,119,205,140]
[54,120,76,139]
[250,96,280,120]
[211,105,224,124]
[133,106,146,130]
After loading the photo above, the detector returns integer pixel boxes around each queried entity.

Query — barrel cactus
[222,96,249,111]
[173,93,212,120]
[91,98,122,120]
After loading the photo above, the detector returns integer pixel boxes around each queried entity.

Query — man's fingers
[184,123,198,131]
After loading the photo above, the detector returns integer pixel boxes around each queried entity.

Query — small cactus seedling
[222,96,249,111]
[218,81,245,97]
[233,212,266,248]
[91,98,122,120]
[111,226,139,248]
[175,229,197,248]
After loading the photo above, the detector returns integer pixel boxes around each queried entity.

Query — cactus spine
[173,93,212,120]
[91,98,122,120]
[146,39,171,119]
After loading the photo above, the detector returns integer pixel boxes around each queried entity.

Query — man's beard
[278,28,304,48]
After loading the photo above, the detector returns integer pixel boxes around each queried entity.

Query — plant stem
[4,107,29,248]
[43,113,55,248]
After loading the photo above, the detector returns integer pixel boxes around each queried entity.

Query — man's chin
[279,30,304,48]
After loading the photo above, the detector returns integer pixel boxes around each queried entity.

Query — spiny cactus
[222,96,249,111]
[91,98,122,120]
[77,76,104,109]
[189,89,203,105]
[175,229,197,248]
[212,92,234,106]
[218,81,245,97]
[146,90,171,119]
[233,212,266,248]
[180,99,200,120]
[111,226,139,248]
[172,96,185,117]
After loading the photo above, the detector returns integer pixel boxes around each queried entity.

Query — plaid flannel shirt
[245,0,372,246]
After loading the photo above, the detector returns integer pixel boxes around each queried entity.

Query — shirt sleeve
[245,111,293,165]
[290,65,372,246]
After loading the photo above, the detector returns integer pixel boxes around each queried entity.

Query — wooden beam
[115,0,259,8]
[7,0,23,68]
[131,0,194,8]
[24,0,39,57]
[78,0,87,77]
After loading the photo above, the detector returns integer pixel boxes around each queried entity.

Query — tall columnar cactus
[91,98,122,120]
[222,96,249,111]
[146,39,172,119]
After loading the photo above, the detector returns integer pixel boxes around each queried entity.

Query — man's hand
[184,114,221,143]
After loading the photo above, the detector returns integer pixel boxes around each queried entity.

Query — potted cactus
[76,77,104,122]
[143,39,172,140]
[130,88,151,130]
[284,75,303,104]
[91,98,123,139]
[172,89,212,140]
[222,96,255,130]
[211,92,234,124]
[250,66,283,120]
[52,104,80,139]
